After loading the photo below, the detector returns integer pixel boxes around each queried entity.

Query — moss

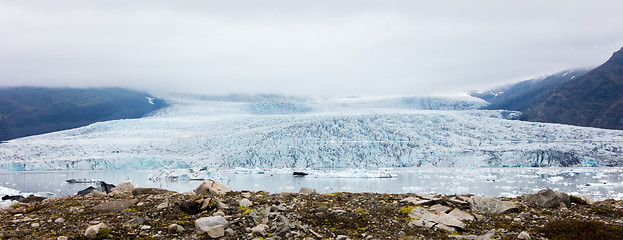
[25,205,43,214]
[239,206,256,215]
[123,208,136,213]
[591,205,623,218]
[538,219,623,240]
[96,228,113,239]
[354,208,368,214]
[399,206,416,215]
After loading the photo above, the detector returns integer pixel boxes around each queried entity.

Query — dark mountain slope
[520,47,623,130]
[470,68,591,111]
[0,87,167,141]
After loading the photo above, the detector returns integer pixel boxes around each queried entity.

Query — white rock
[299,187,317,194]
[207,225,225,238]
[518,231,532,240]
[239,198,253,207]
[54,218,65,223]
[84,223,107,239]
[156,202,169,210]
[251,224,269,236]
[111,182,135,194]
[168,224,185,233]
[194,179,232,195]
[195,216,229,231]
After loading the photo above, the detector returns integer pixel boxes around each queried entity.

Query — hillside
[0,87,167,141]
[520,47,623,130]
[470,68,591,111]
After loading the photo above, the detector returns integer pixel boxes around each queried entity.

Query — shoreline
[3,167,623,203]
[2,180,623,239]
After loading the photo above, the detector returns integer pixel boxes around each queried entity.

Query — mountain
[0,87,167,141]
[470,68,591,111]
[1,95,622,171]
[520,47,623,130]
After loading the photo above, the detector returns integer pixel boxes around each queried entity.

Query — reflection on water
[1,167,623,201]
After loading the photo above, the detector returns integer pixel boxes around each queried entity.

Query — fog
[1,0,623,96]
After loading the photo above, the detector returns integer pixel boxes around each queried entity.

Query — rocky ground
[1,180,623,240]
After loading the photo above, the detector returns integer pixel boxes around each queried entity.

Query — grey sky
[1,0,622,97]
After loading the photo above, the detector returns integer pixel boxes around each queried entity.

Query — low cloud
[1,0,622,96]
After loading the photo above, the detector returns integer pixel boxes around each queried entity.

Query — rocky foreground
[2,180,623,240]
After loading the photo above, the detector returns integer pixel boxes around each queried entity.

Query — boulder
[526,189,570,208]
[299,187,317,194]
[468,196,517,213]
[518,231,532,240]
[111,182,135,194]
[207,225,225,238]
[194,179,232,195]
[168,224,185,233]
[93,200,138,212]
[239,198,253,207]
[195,216,229,231]
[408,206,466,232]
[84,223,107,239]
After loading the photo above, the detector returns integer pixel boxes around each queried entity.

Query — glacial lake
[2,167,623,201]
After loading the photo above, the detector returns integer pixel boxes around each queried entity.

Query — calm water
[1,167,623,201]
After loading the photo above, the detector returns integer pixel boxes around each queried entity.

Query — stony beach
[1,179,623,240]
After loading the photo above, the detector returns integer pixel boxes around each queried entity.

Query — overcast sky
[1,1,622,97]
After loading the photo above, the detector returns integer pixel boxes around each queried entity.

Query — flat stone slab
[93,200,138,212]
[468,196,517,213]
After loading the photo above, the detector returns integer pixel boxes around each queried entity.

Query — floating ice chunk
[548,176,564,182]
[0,185,21,206]
[34,192,56,198]
[234,168,265,174]
[148,168,209,182]
[306,169,395,178]
[0,185,20,196]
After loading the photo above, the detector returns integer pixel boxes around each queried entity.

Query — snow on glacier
[0,95,623,171]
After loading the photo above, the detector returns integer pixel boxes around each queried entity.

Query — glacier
[1,94,622,171]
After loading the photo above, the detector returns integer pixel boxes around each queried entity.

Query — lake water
[2,167,623,201]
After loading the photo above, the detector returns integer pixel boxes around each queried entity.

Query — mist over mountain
[469,68,591,111]
[0,87,167,141]
[520,47,623,130]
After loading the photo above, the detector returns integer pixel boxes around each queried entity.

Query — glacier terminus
[1,94,622,171]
